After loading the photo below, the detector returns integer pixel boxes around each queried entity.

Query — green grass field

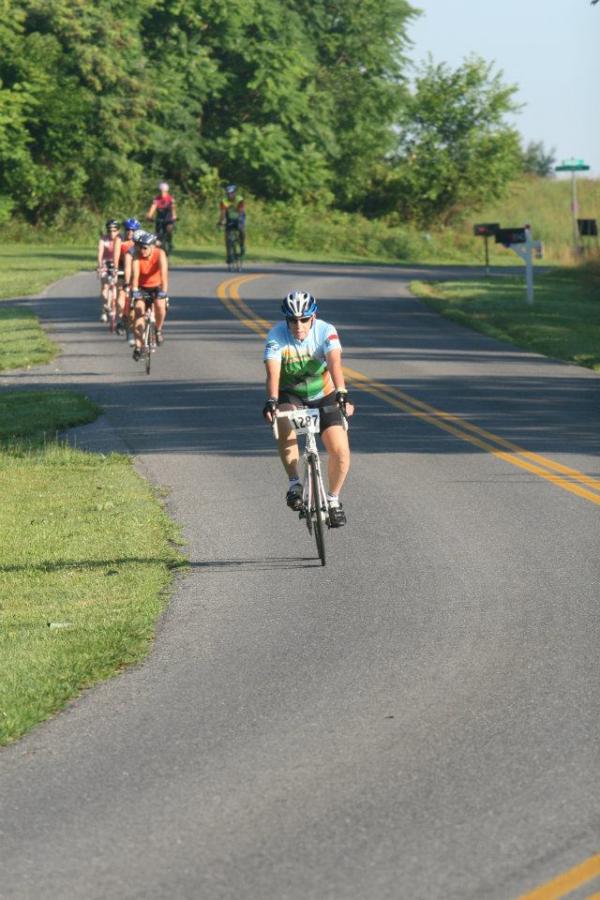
[411,263,600,372]
[0,391,185,745]
[0,262,185,745]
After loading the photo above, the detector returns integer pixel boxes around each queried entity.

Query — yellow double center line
[519,851,600,898]
[217,274,600,508]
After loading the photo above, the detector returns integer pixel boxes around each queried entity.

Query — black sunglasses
[287,316,312,324]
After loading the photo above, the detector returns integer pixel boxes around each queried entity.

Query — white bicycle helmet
[135,231,157,247]
[281,290,318,318]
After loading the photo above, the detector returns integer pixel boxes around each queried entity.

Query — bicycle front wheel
[308,455,327,566]
[143,321,154,375]
[109,285,117,333]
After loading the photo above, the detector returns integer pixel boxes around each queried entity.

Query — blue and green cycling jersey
[263,319,342,401]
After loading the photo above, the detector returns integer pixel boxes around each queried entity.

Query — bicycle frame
[272,408,330,564]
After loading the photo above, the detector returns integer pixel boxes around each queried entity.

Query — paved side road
[0,263,599,900]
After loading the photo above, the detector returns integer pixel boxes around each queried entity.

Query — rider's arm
[97,238,104,269]
[131,258,140,292]
[113,235,122,269]
[146,201,157,220]
[124,250,133,286]
[218,201,226,226]
[265,359,281,400]
[159,248,168,294]
[326,348,355,416]
[171,199,177,221]
[326,348,346,392]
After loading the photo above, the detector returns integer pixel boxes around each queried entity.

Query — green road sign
[555,158,590,172]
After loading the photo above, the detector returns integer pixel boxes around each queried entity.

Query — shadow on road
[0,556,320,574]
[1,282,598,463]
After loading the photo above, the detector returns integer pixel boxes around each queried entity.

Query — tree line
[0,0,530,227]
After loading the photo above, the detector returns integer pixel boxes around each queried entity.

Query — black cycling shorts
[278,391,344,434]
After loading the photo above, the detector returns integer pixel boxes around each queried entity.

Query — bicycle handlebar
[270,403,348,440]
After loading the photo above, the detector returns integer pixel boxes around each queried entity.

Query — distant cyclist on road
[146,182,177,254]
[130,232,169,361]
[97,219,121,322]
[218,184,245,263]
[116,217,140,334]
[262,290,354,527]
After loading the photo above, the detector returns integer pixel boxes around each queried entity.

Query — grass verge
[0,245,90,301]
[0,393,185,746]
[0,307,57,370]
[410,263,600,372]
[0,244,93,370]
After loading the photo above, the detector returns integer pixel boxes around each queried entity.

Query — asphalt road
[1,263,599,900]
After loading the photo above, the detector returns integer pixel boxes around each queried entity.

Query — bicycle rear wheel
[308,455,326,566]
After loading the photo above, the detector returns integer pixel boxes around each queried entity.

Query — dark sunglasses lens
[288,316,311,324]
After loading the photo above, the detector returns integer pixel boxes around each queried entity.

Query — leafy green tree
[385,57,522,226]
[521,140,556,178]
[291,0,417,207]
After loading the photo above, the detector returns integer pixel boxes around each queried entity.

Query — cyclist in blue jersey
[263,290,354,527]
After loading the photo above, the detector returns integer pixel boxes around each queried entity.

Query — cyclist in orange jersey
[130,232,169,361]
[97,219,121,322]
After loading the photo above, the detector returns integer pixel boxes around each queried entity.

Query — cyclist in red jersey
[146,182,177,252]
[130,232,169,361]
[97,219,121,322]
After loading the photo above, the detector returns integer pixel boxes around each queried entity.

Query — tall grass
[2,176,598,266]
[472,176,600,264]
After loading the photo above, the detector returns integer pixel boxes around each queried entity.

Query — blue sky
[407,1,600,177]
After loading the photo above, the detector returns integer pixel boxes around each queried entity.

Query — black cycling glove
[335,389,351,414]
[263,398,278,420]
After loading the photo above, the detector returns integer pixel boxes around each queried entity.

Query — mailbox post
[473,223,500,275]
[495,225,543,305]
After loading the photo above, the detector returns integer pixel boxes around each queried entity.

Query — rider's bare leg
[133,300,146,347]
[154,298,167,332]
[276,418,300,478]
[321,425,350,497]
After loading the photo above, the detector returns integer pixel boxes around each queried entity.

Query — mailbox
[577,219,598,237]
[473,223,500,238]
[495,227,527,246]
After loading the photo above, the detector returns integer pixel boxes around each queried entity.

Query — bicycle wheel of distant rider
[108,284,117,333]
[157,223,171,256]
[233,235,242,271]
[227,230,242,272]
[308,455,326,566]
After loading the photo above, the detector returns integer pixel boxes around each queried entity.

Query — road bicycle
[272,406,347,566]
[225,221,243,272]
[99,263,119,331]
